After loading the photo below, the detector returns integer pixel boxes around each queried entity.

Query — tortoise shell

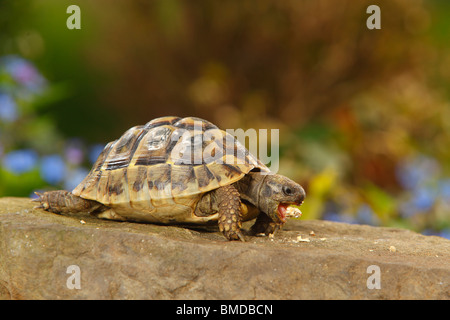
[72,116,270,224]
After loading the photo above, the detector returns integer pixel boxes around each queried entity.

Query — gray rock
[0,197,448,299]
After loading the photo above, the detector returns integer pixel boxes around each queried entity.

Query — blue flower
[89,144,105,164]
[422,228,450,239]
[411,187,435,211]
[2,149,38,174]
[438,179,450,203]
[64,167,89,191]
[322,211,357,224]
[399,186,436,217]
[356,204,380,226]
[396,155,440,190]
[0,93,18,122]
[40,155,66,184]
[438,228,450,240]
[396,162,420,190]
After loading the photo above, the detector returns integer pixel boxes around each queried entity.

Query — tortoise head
[257,174,306,223]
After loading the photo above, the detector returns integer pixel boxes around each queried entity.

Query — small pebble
[296,235,310,242]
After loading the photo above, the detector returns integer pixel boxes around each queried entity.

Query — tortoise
[34,116,305,241]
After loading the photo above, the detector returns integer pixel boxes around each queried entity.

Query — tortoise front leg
[214,184,245,241]
[250,213,280,237]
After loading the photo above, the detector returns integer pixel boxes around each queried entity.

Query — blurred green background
[1,0,449,238]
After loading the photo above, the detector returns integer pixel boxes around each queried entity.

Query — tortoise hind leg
[95,208,127,221]
[214,184,245,241]
[33,190,104,214]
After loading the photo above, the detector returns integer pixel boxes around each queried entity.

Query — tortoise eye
[282,186,294,196]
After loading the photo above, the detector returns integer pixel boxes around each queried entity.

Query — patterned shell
[72,116,269,222]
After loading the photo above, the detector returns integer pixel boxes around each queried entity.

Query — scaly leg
[214,184,245,241]
[33,190,104,214]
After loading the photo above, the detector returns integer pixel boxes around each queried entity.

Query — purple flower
[1,55,47,93]
[2,149,38,174]
[0,93,18,122]
[40,154,66,184]
[65,140,84,165]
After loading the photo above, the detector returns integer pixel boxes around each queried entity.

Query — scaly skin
[215,184,245,241]
[249,213,280,236]
[33,190,103,214]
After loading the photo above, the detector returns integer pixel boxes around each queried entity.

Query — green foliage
[361,183,396,224]
[0,167,43,197]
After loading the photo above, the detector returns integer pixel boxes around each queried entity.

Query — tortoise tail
[32,190,104,214]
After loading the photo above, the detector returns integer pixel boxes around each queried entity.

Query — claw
[237,231,246,242]
[31,192,43,202]
[31,192,50,210]
[267,224,281,237]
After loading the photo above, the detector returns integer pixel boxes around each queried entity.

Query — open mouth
[277,202,303,223]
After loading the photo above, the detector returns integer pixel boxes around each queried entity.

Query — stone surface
[0,197,448,300]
